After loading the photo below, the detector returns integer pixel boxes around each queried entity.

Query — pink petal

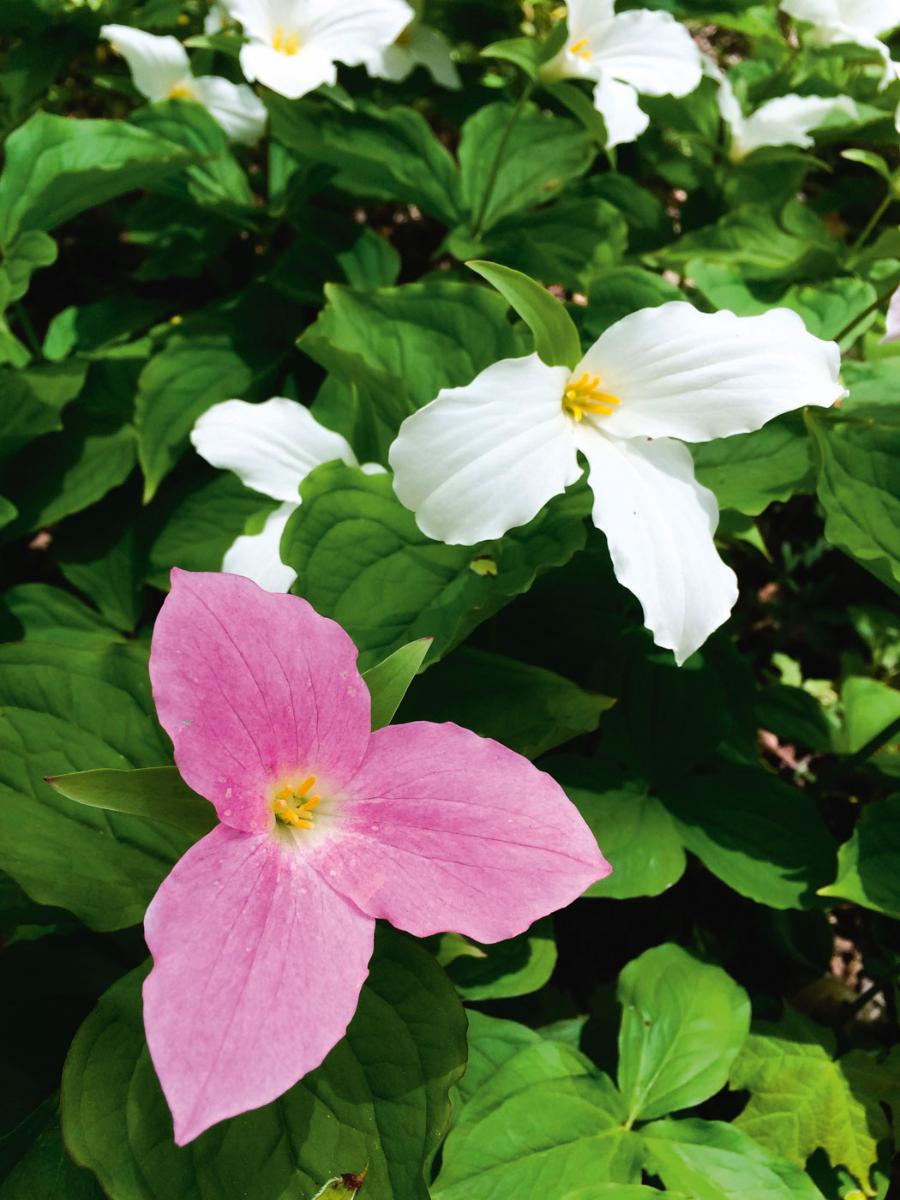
[313,722,610,943]
[150,570,371,832]
[143,824,375,1145]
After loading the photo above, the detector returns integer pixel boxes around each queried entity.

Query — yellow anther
[562,372,621,422]
[273,776,320,829]
[167,83,194,100]
[272,26,301,55]
[569,36,592,59]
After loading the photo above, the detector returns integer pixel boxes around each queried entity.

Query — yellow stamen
[273,776,321,829]
[167,83,194,100]
[272,26,301,55]
[562,372,621,422]
[569,36,592,60]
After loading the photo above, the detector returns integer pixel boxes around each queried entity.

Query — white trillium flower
[540,0,704,147]
[221,0,414,100]
[717,75,860,158]
[779,0,900,86]
[389,303,845,664]
[881,285,900,343]
[365,2,460,89]
[191,397,384,592]
[100,24,267,145]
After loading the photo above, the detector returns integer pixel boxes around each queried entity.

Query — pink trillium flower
[144,569,610,1144]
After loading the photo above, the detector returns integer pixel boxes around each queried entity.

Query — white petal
[303,0,414,65]
[591,74,649,147]
[576,430,737,664]
[191,397,357,502]
[100,24,190,101]
[239,41,336,98]
[588,10,703,98]
[732,93,859,156]
[566,0,617,35]
[221,0,283,42]
[192,76,267,144]
[389,354,579,546]
[716,74,745,138]
[882,285,900,344]
[222,501,298,591]
[780,0,842,25]
[576,302,844,443]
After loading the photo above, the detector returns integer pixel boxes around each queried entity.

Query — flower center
[272,775,321,829]
[562,372,621,422]
[272,26,302,55]
[167,83,194,100]
[569,36,592,61]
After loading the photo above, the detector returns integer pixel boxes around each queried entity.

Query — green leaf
[0,362,86,458]
[563,1190,684,1199]
[267,95,461,227]
[136,331,271,503]
[692,414,813,515]
[664,763,836,909]
[435,1046,641,1199]
[2,229,57,303]
[362,638,431,730]
[0,583,123,649]
[400,647,613,758]
[0,641,188,930]
[582,267,684,339]
[62,929,466,1200]
[807,408,900,594]
[642,1118,826,1200]
[553,758,686,900]
[837,675,900,756]
[468,259,582,368]
[819,794,900,917]
[283,463,588,671]
[435,919,556,1001]
[459,103,592,233]
[480,37,545,79]
[0,112,198,245]
[617,943,750,1123]
[46,767,215,841]
[300,280,523,458]
[730,1010,887,1193]
[0,1098,105,1200]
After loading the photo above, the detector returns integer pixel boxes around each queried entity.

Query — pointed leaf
[468,260,582,368]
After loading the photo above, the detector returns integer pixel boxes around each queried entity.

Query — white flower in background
[780,0,900,86]
[390,304,845,664]
[540,0,703,147]
[365,0,460,89]
[716,75,860,158]
[204,2,229,34]
[221,0,414,100]
[191,398,383,591]
[100,25,267,145]
[881,285,900,343]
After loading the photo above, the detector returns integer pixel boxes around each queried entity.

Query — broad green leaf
[267,95,461,226]
[459,1012,541,1107]
[269,220,400,306]
[46,767,215,841]
[730,1010,887,1193]
[0,112,198,245]
[301,280,523,458]
[664,764,836,909]
[807,408,900,594]
[0,641,187,930]
[692,415,814,515]
[136,332,269,502]
[62,929,466,1200]
[642,1118,826,1200]
[459,103,592,234]
[480,37,545,78]
[284,464,588,671]
[435,1047,640,1199]
[467,260,582,368]
[1,229,57,303]
[553,758,686,900]
[0,363,85,458]
[362,638,431,730]
[146,468,278,589]
[563,1190,685,1199]
[617,944,751,1123]
[819,793,900,917]
[43,294,168,362]
[0,584,123,649]
[55,487,146,632]
[482,195,627,293]
[582,267,684,339]
[0,1099,105,1200]
[311,1173,367,1200]
[400,647,613,758]
[435,919,556,1001]
[837,676,900,756]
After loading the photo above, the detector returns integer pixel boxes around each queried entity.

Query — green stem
[851,189,893,253]
[833,279,900,345]
[471,79,535,238]
[13,302,42,359]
